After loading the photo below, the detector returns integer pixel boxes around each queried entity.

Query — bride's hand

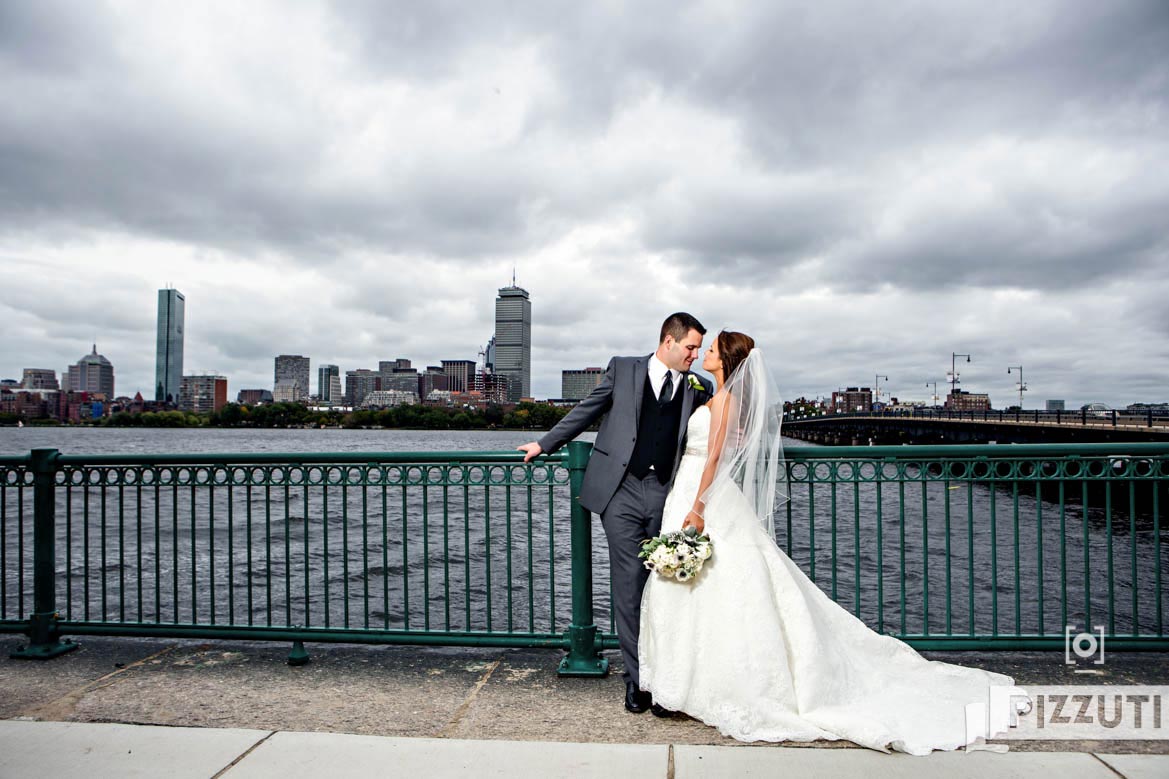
[682,510,704,535]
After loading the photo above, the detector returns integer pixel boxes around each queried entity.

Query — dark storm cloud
[1,1,1166,403]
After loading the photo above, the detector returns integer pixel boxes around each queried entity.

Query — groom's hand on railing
[517,442,543,462]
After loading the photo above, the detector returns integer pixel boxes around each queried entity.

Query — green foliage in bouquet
[639,525,714,582]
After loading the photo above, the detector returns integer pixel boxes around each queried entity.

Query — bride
[638,330,1016,755]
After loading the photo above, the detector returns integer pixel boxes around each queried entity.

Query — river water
[1,428,1163,641]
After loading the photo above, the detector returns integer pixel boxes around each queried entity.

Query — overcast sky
[1,1,1166,408]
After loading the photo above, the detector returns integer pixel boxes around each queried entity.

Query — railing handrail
[9,442,1167,467]
[48,451,569,466]
[784,442,1169,459]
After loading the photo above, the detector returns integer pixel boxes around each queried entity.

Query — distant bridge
[783,408,1169,445]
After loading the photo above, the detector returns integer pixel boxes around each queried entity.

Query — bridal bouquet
[639,526,713,582]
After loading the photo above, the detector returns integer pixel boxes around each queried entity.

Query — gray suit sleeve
[537,358,617,454]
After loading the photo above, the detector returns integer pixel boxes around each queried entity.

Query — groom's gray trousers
[601,470,669,687]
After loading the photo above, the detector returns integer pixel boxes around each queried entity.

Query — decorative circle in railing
[488,465,508,485]
[467,466,486,485]
[993,461,1015,479]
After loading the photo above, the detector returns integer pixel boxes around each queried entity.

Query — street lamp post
[949,353,971,401]
[925,381,939,408]
[874,374,888,411]
[1007,365,1027,409]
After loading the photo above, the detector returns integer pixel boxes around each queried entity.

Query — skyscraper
[318,364,339,400]
[274,355,311,402]
[155,288,185,403]
[68,345,116,397]
[494,282,531,402]
[441,360,477,394]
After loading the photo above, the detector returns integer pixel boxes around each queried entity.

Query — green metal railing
[2,442,1166,669]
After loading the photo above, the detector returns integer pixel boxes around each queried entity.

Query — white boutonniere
[686,374,704,392]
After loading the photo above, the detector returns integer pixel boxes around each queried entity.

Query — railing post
[558,441,608,677]
[11,448,77,659]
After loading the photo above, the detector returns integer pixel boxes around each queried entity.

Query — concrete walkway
[2,636,1167,776]
[2,720,1167,778]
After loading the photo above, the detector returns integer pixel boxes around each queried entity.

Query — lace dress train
[638,406,1014,755]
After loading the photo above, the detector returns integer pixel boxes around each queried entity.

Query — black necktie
[658,371,673,404]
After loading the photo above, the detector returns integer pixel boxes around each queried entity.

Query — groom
[518,312,713,715]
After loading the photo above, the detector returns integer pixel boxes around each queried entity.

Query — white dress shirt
[648,354,681,402]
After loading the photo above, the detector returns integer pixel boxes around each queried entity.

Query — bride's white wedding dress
[639,405,1015,755]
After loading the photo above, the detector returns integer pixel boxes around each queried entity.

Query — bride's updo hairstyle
[717,330,755,378]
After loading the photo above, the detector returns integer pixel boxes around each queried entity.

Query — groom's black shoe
[650,702,676,718]
[624,681,651,713]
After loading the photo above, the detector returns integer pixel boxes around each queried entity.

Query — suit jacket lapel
[632,355,649,428]
[677,371,695,449]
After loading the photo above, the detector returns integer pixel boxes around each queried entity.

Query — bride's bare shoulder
[704,388,729,410]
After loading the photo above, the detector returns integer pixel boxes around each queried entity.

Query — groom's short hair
[659,312,706,343]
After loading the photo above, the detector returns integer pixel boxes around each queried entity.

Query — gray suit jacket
[538,355,714,515]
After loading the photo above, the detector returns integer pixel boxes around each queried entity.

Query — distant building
[67,345,115,398]
[345,369,380,407]
[494,283,531,402]
[470,372,509,404]
[274,355,310,403]
[155,288,185,403]
[441,360,477,394]
[561,368,604,401]
[945,390,991,411]
[420,366,450,399]
[272,382,302,403]
[484,336,496,373]
[1127,402,1169,415]
[379,360,420,399]
[831,387,872,413]
[180,375,228,414]
[424,389,454,406]
[237,389,273,406]
[361,389,417,409]
[327,375,343,405]
[318,364,339,400]
[22,368,59,390]
[1045,400,1066,412]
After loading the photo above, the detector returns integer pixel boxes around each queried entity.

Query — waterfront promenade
[2,636,1167,777]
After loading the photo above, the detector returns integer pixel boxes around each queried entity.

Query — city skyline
[0,3,1165,408]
